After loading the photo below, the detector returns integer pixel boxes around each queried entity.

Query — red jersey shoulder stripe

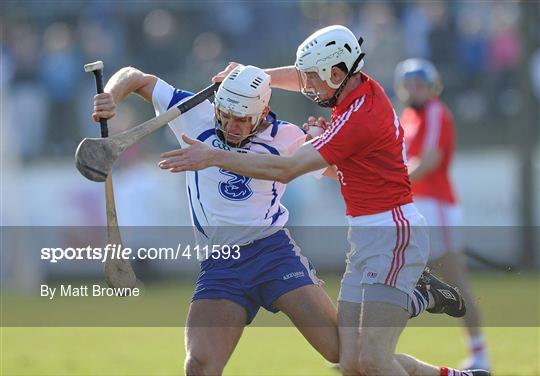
[423,100,442,151]
[312,95,366,150]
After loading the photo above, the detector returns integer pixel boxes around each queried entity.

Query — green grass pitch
[2,273,539,375]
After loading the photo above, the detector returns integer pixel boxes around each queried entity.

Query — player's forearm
[408,151,442,183]
[210,150,295,183]
[265,66,301,92]
[104,67,155,103]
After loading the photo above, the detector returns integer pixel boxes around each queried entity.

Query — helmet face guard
[214,108,262,148]
[297,51,365,108]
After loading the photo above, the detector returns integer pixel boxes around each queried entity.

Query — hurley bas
[41,284,140,299]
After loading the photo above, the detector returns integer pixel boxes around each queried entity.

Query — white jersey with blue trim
[152,78,307,246]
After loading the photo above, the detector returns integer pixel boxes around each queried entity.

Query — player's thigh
[273,284,339,363]
[185,299,247,366]
[357,301,409,362]
[337,300,362,368]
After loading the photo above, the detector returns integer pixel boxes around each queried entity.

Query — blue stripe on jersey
[193,130,215,223]
[194,171,209,222]
[267,111,279,137]
[187,185,208,238]
[197,129,216,142]
[264,182,278,220]
[270,207,285,225]
[250,141,280,156]
[167,89,194,110]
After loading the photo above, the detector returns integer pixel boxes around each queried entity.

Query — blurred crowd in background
[1,1,539,276]
[1,0,538,162]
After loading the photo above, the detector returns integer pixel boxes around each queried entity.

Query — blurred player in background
[160,25,489,376]
[395,58,490,371]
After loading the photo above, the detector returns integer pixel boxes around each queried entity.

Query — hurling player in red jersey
[395,59,490,371]
[160,26,489,376]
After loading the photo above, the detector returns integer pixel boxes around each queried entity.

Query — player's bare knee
[185,352,224,376]
[184,355,204,376]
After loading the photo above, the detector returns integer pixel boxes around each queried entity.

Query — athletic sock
[440,367,464,376]
[469,334,490,367]
[409,288,428,318]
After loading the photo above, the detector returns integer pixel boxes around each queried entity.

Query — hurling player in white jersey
[93,64,458,375]
[93,65,339,375]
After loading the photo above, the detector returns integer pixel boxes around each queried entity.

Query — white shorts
[414,197,463,260]
[338,203,430,305]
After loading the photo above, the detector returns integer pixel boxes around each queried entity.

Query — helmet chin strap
[315,52,365,108]
[215,119,262,148]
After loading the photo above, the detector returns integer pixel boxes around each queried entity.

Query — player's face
[301,71,335,101]
[400,78,431,107]
[217,110,256,145]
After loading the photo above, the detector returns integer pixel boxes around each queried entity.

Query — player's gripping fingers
[92,93,116,122]
[302,116,317,131]
[212,62,241,83]
[317,116,329,130]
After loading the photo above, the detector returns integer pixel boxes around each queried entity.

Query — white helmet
[214,65,271,127]
[295,25,364,89]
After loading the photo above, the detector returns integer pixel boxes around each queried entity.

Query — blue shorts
[192,229,319,324]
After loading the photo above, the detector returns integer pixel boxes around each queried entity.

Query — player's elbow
[275,170,294,184]
[274,161,298,183]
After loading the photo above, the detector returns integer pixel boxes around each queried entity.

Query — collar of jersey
[334,72,371,114]
[250,110,279,142]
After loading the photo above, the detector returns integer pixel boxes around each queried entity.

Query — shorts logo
[283,271,305,280]
[437,289,457,301]
[366,271,378,279]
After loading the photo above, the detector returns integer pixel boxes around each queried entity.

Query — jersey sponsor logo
[212,139,231,151]
[283,271,305,280]
[218,169,253,201]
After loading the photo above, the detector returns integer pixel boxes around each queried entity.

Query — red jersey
[400,98,457,204]
[312,73,413,216]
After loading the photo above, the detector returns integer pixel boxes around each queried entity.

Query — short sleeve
[151,79,193,115]
[280,124,309,157]
[151,78,214,145]
[278,123,325,179]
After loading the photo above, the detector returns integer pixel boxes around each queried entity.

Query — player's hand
[92,92,116,122]
[159,134,215,172]
[302,116,329,140]
[212,62,242,83]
